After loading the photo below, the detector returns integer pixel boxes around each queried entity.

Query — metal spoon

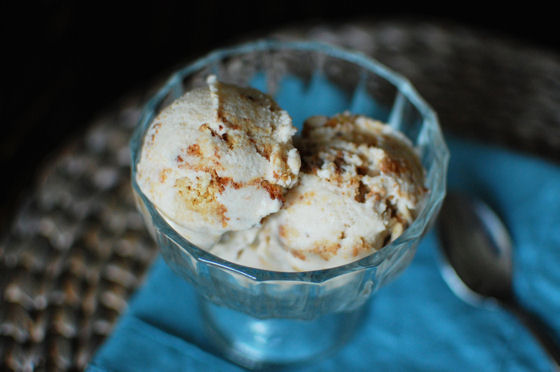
[437,192,560,369]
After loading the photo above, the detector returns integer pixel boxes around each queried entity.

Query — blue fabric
[89,139,560,372]
[89,75,560,371]
[89,137,560,372]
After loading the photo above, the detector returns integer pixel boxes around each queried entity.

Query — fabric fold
[89,137,560,371]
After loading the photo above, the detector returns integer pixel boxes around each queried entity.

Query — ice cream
[136,73,427,271]
[136,76,301,249]
[210,113,427,271]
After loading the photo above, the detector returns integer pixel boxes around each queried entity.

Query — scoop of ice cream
[210,113,426,271]
[136,76,301,249]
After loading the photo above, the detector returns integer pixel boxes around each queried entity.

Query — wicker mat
[2,20,560,371]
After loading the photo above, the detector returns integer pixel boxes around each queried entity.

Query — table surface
[1,20,560,371]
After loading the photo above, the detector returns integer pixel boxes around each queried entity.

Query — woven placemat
[2,20,560,371]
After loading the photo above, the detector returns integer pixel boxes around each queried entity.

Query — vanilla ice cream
[136,76,301,249]
[210,113,427,271]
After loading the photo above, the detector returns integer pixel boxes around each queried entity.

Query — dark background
[1,1,558,231]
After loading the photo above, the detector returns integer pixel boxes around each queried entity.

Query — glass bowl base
[200,297,369,369]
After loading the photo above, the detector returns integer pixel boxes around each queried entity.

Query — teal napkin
[89,72,560,371]
[88,137,560,372]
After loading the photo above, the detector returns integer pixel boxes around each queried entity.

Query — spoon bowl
[437,192,513,306]
[437,191,560,368]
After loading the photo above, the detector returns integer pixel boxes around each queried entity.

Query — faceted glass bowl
[130,40,449,367]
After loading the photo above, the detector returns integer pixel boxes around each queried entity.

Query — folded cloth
[88,135,560,372]
[88,67,560,371]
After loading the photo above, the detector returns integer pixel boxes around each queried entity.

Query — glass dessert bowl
[130,40,449,368]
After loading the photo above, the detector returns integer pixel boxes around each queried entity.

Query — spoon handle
[502,298,560,369]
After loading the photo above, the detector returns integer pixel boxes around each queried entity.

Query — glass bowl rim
[130,39,449,283]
